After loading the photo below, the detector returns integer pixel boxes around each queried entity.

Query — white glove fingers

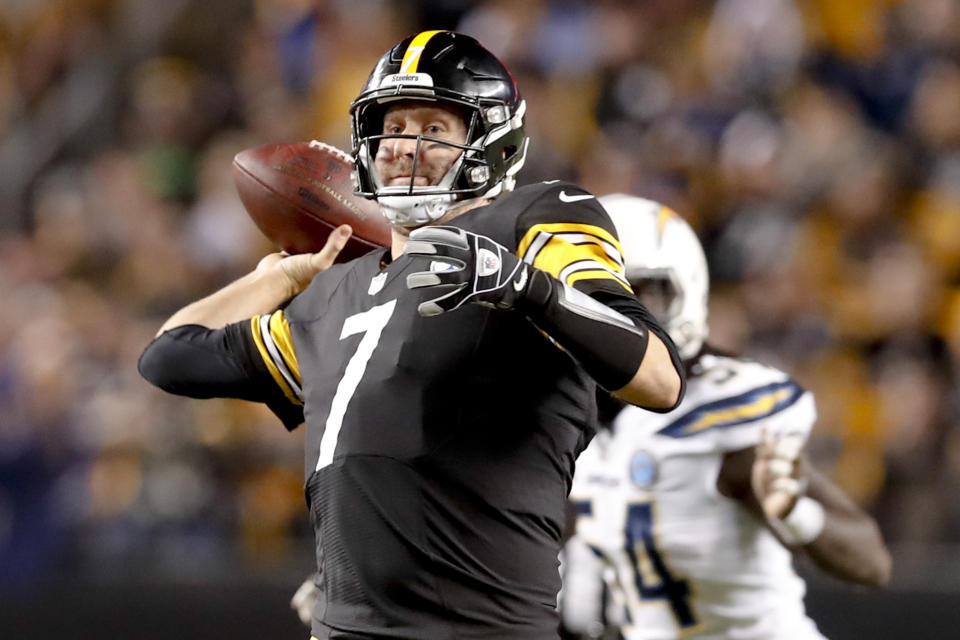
[403,240,439,256]
[409,226,468,248]
[768,458,794,477]
[416,283,468,316]
[771,476,803,496]
[406,272,443,289]
[773,434,804,461]
[418,301,445,316]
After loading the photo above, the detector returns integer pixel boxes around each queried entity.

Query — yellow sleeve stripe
[658,381,804,438]
[518,223,631,292]
[250,313,303,406]
[268,312,301,382]
[566,268,630,288]
[400,30,446,74]
[517,222,622,260]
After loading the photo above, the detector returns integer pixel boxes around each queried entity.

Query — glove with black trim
[404,226,541,317]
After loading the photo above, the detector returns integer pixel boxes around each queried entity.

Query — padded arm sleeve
[138,323,304,430]
[518,271,685,410]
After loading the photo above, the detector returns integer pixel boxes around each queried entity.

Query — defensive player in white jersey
[561,194,891,640]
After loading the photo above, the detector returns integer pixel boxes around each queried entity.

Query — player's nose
[391,134,418,157]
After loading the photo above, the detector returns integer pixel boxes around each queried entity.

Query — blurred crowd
[1,0,959,584]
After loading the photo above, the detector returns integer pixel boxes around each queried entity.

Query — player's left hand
[751,428,807,520]
[404,226,534,316]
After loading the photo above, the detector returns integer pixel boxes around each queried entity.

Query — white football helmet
[599,194,709,361]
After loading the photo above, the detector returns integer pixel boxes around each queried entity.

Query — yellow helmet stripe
[656,205,679,243]
[400,30,446,74]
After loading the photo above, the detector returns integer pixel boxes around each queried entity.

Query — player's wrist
[253,260,301,300]
[514,266,554,311]
[768,496,825,546]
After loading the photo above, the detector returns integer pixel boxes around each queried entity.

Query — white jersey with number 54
[564,353,827,640]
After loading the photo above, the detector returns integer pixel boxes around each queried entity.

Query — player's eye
[425,124,445,135]
[383,123,403,134]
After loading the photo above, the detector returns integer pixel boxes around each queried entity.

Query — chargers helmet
[600,194,709,361]
[350,30,529,227]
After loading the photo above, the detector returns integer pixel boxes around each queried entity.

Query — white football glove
[290,573,319,628]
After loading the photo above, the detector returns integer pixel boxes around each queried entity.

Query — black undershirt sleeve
[600,291,686,412]
[138,324,304,430]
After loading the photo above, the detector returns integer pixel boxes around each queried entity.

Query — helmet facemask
[629,269,702,360]
[629,271,681,324]
[352,94,528,228]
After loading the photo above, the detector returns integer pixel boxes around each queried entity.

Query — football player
[139,32,685,639]
[560,194,891,640]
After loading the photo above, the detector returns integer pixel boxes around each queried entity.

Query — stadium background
[0,0,958,637]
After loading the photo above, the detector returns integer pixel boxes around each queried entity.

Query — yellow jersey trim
[250,313,302,406]
[268,312,301,383]
[517,222,631,292]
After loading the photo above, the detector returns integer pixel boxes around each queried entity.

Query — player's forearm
[157,268,295,336]
[612,332,683,410]
[804,512,891,587]
[518,273,683,409]
[799,468,892,586]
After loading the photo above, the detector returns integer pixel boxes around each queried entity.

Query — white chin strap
[378,191,458,228]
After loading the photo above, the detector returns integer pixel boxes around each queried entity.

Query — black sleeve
[600,292,686,411]
[517,273,685,411]
[506,181,685,409]
[138,324,305,430]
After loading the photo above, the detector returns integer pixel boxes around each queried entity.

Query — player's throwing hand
[256,224,353,297]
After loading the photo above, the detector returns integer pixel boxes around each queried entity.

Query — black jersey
[242,181,640,638]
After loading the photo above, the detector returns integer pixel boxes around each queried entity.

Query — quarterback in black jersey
[140,31,684,640]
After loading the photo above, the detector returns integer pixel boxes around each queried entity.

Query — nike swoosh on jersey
[558,191,595,203]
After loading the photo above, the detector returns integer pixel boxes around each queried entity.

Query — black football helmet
[350,30,529,227]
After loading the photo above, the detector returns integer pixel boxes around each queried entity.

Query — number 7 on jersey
[315,299,397,471]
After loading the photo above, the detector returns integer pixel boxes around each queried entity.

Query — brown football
[232,140,391,260]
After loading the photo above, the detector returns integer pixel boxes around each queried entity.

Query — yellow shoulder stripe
[517,222,622,258]
[400,30,446,74]
[268,312,301,382]
[683,388,795,435]
[517,223,631,292]
[566,269,628,288]
[657,381,804,438]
